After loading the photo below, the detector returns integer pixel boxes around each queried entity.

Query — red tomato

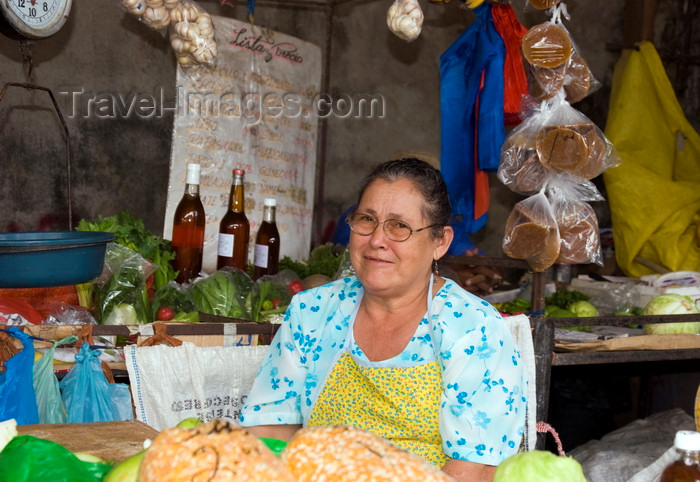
[288,280,304,295]
[271,298,282,309]
[157,306,175,321]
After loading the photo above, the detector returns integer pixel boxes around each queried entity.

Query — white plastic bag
[125,342,268,431]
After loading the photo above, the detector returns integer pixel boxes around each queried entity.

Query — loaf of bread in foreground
[282,425,452,482]
[139,420,294,481]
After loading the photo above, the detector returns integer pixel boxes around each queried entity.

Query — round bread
[139,420,294,481]
[499,132,547,194]
[556,202,600,264]
[513,152,549,194]
[528,0,561,9]
[573,126,607,179]
[530,63,567,100]
[564,53,593,104]
[521,23,572,69]
[503,203,560,269]
[536,125,589,173]
[282,425,452,482]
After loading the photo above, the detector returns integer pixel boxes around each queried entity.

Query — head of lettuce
[642,293,700,335]
[493,450,587,482]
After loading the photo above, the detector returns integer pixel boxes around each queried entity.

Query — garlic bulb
[142,6,170,29]
[387,0,424,42]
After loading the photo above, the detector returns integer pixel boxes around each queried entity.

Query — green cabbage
[568,300,598,317]
[494,450,587,482]
[642,293,700,335]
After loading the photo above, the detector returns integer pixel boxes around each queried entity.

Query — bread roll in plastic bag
[521,4,601,104]
[503,191,560,271]
[548,179,604,265]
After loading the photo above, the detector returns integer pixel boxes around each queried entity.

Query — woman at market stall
[240,158,527,481]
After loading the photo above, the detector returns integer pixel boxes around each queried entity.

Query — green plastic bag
[603,41,700,276]
[33,335,77,424]
[0,435,113,481]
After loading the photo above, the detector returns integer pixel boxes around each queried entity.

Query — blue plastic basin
[0,231,115,288]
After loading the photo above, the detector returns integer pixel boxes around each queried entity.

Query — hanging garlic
[169,2,200,23]
[142,5,170,29]
[163,0,180,9]
[386,0,424,42]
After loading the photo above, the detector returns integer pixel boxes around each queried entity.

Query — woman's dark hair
[355,158,452,238]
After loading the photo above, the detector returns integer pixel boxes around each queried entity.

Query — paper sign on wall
[164,16,322,273]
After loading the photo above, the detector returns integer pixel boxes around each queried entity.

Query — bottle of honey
[253,198,280,280]
[171,163,205,283]
[217,169,250,271]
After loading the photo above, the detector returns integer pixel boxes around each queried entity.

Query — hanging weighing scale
[0,0,112,289]
[0,0,72,40]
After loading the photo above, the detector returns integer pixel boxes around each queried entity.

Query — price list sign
[164,16,322,273]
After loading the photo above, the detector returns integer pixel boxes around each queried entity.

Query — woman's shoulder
[287,276,363,329]
[296,275,363,304]
[436,277,499,314]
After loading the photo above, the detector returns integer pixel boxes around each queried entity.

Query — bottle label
[254,244,269,268]
[217,233,235,257]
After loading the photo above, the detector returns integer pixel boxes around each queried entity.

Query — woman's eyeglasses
[345,212,438,242]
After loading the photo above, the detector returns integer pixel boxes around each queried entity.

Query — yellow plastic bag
[603,41,700,277]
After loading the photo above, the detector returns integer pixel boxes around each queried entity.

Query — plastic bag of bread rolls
[521,4,601,104]
[498,104,553,195]
[503,191,561,272]
[533,95,620,180]
[548,179,604,265]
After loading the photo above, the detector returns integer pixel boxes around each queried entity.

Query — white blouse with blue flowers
[239,275,527,466]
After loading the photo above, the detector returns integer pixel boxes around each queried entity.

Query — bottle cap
[233,169,245,175]
[186,163,201,185]
[674,430,700,451]
[264,198,277,207]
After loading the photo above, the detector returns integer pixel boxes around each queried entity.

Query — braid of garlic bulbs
[387,0,424,42]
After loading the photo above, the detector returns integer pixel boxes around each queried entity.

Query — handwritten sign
[164,16,322,273]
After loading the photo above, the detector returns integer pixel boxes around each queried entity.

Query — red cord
[536,421,566,456]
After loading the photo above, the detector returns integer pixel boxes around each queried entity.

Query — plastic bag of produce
[59,342,133,423]
[0,435,112,481]
[95,243,156,325]
[250,270,297,323]
[33,335,77,424]
[0,327,39,425]
[191,269,253,320]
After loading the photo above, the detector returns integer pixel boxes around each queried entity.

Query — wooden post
[533,316,554,450]
[623,0,657,48]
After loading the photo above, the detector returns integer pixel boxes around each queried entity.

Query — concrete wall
[1,0,697,259]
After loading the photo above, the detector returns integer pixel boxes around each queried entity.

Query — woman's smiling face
[349,178,444,297]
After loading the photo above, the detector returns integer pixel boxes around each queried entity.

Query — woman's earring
[433,259,439,275]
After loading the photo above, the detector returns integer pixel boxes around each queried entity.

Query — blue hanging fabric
[440,3,505,254]
[247,0,256,23]
[0,327,40,425]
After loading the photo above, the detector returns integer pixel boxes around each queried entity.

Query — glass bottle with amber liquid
[171,163,205,284]
[660,431,700,482]
[217,169,250,271]
[253,198,280,280]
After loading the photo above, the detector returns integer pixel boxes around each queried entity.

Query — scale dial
[1,0,72,39]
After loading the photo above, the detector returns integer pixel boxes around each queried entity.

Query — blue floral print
[239,276,527,466]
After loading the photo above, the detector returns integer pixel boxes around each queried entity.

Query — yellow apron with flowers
[306,279,449,468]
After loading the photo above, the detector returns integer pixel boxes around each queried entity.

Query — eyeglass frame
[345,212,440,242]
